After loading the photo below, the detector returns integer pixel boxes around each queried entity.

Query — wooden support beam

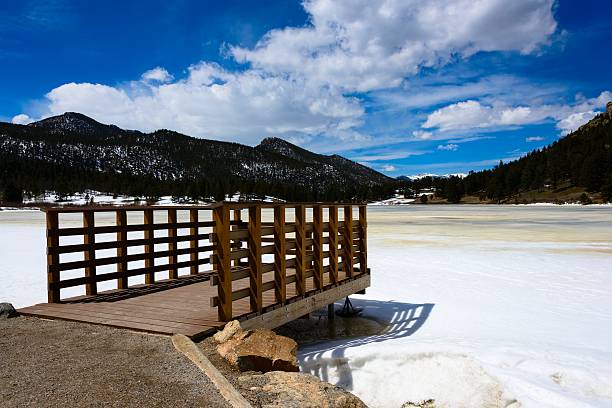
[116,210,128,289]
[189,209,199,275]
[240,273,371,331]
[328,206,339,284]
[294,205,306,296]
[214,205,232,321]
[342,206,354,278]
[247,206,262,313]
[273,206,286,304]
[46,211,60,303]
[313,205,324,290]
[358,206,367,276]
[168,209,178,280]
[83,210,97,296]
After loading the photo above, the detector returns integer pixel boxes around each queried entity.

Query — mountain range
[0,113,395,202]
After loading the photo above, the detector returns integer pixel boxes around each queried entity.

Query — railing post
[248,206,262,313]
[168,209,178,280]
[342,205,354,278]
[313,205,324,290]
[273,205,286,304]
[116,209,128,289]
[189,209,199,275]
[46,211,60,303]
[295,205,306,296]
[328,206,339,284]
[232,209,242,267]
[144,209,155,284]
[83,210,97,295]
[214,204,232,321]
[359,205,367,274]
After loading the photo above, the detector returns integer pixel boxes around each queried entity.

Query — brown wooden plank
[313,205,324,290]
[328,206,339,284]
[248,206,263,313]
[189,209,199,275]
[342,205,354,278]
[46,211,60,303]
[116,209,128,289]
[214,204,232,321]
[273,206,286,304]
[168,209,178,279]
[83,210,97,295]
[294,205,306,296]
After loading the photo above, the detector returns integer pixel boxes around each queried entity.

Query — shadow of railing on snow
[299,299,434,391]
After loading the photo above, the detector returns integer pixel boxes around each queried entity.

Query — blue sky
[1,0,611,176]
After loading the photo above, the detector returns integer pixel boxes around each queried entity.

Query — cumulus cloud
[381,164,396,172]
[11,114,32,124]
[40,63,363,145]
[422,91,612,134]
[437,143,459,151]
[141,67,173,83]
[12,0,558,149]
[232,0,557,92]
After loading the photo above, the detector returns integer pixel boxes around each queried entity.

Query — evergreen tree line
[400,113,612,202]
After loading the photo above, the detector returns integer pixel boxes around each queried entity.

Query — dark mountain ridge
[0,113,394,202]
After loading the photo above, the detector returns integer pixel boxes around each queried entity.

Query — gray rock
[0,303,17,319]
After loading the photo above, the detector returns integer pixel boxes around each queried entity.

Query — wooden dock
[18,203,370,339]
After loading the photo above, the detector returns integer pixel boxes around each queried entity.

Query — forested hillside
[400,112,612,203]
[0,113,395,203]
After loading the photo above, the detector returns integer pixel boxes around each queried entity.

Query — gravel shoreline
[0,316,230,408]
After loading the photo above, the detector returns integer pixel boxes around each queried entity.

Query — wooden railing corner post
[116,209,128,290]
[144,209,155,284]
[46,211,60,303]
[213,204,232,321]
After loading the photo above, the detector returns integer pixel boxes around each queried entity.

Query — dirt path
[0,316,230,408]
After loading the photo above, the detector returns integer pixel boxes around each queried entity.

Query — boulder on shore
[213,320,243,343]
[217,328,299,373]
[239,371,367,408]
[0,303,17,319]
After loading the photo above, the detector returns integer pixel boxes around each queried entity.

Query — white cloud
[38,63,363,145]
[412,130,433,140]
[381,164,396,172]
[232,0,557,92]
[437,143,459,151]
[12,0,559,149]
[141,67,173,83]
[423,91,612,133]
[11,113,32,124]
[526,136,544,142]
[352,150,428,161]
[556,111,597,135]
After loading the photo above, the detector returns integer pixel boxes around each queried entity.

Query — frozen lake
[1,205,611,407]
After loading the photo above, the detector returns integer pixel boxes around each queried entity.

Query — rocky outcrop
[0,303,17,318]
[215,322,299,373]
[239,371,367,408]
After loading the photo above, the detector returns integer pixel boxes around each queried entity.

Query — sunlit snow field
[300,205,612,408]
[1,206,611,407]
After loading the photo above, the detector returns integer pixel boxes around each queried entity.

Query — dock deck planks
[18,268,356,340]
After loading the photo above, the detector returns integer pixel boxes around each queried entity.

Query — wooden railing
[45,203,368,321]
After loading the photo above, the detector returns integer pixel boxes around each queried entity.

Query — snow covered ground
[1,205,611,407]
[300,206,612,408]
